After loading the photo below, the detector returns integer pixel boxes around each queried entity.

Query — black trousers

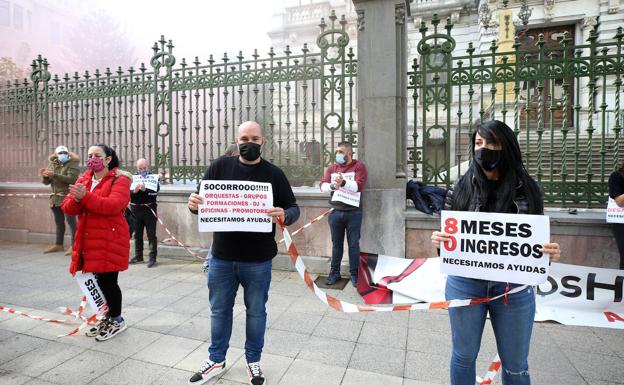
[612,223,624,269]
[51,206,76,246]
[96,272,122,318]
[132,206,157,260]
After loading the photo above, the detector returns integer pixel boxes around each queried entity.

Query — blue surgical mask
[58,154,69,163]
[139,170,149,177]
[335,154,346,164]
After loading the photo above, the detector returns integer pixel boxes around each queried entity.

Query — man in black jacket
[187,121,299,385]
[129,158,160,267]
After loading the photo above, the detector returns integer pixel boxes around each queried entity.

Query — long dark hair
[94,143,120,169]
[451,120,543,214]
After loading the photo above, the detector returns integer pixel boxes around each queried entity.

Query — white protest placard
[330,172,361,207]
[439,210,550,285]
[130,174,159,192]
[76,272,109,315]
[606,197,624,223]
[198,180,273,233]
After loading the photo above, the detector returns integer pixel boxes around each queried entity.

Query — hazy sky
[101,0,286,64]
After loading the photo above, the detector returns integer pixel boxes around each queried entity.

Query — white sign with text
[330,172,361,207]
[198,180,273,233]
[606,197,624,223]
[130,174,159,192]
[439,210,550,285]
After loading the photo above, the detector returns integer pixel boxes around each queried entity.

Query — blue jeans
[446,276,535,385]
[207,257,272,363]
[328,208,362,277]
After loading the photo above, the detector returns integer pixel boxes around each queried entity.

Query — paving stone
[168,314,211,341]
[348,343,405,377]
[131,334,202,367]
[312,316,363,342]
[0,341,84,377]
[358,321,407,349]
[0,369,32,385]
[149,366,194,385]
[277,358,345,385]
[271,311,322,335]
[564,350,624,383]
[0,334,47,365]
[296,335,355,367]
[132,309,192,334]
[262,329,309,358]
[39,349,124,384]
[90,359,167,385]
[341,368,403,385]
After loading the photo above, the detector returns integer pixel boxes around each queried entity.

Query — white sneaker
[85,316,110,337]
[188,359,226,384]
[246,361,266,385]
[95,318,127,341]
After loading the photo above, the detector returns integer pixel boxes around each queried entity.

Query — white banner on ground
[606,197,624,223]
[198,180,273,233]
[75,272,109,315]
[365,255,624,329]
[440,210,550,285]
[130,174,159,191]
[330,172,361,207]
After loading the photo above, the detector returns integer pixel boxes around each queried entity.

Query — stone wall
[1,183,620,271]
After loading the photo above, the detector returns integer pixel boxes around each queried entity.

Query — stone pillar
[353,0,408,257]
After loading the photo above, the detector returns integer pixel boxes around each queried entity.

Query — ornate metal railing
[0,12,356,186]
[408,15,624,207]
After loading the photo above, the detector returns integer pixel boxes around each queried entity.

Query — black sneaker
[85,316,110,337]
[130,256,144,264]
[246,361,265,385]
[147,258,157,268]
[95,318,127,341]
[188,359,226,384]
[325,271,340,285]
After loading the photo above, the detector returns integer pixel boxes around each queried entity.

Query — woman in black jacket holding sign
[431,120,561,385]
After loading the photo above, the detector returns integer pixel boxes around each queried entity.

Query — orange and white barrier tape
[278,208,334,244]
[477,355,501,384]
[278,217,527,313]
[145,206,205,260]
[1,296,103,337]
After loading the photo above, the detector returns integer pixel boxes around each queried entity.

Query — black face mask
[238,142,262,162]
[474,148,502,171]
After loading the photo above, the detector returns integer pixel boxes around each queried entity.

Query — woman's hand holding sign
[541,243,561,262]
[431,231,452,249]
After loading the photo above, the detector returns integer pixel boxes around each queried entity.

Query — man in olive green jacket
[39,146,80,254]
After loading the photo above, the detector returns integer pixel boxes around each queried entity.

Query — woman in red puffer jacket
[62,143,132,342]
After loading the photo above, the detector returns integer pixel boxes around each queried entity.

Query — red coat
[61,167,132,275]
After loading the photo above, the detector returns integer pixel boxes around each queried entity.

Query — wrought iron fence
[0,12,357,186]
[408,15,624,208]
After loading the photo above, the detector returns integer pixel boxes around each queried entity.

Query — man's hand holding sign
[433,210,561,285]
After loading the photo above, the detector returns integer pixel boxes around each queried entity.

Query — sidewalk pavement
[0,241,622,385]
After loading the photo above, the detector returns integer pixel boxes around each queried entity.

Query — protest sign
[130,174,159,191]
[76,272,109,315]
[198,180,273,232]
[330,172,361,207]
[439,210,550,285]
[606,197,624,223]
